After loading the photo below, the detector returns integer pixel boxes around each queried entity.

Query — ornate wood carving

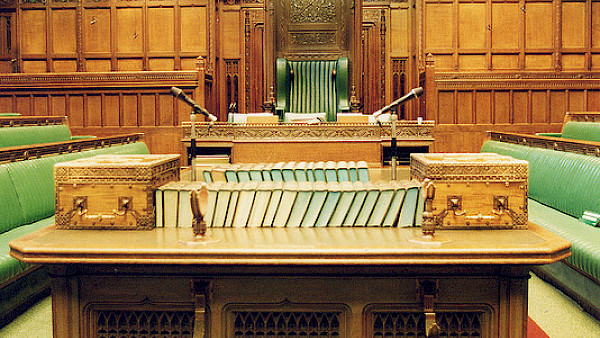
[275,0,351,60]
[182,121,435,141]
[434,72,600,90]
[0,71,199,89]
[392,58,407,118]
[225,59,239,114]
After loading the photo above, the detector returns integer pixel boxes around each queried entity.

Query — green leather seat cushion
[288,60,338,115]
[0,165,26,235]
[0,125,72,148]
[0,216,54,285]
[529,200,600,281]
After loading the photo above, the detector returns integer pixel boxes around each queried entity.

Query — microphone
[170,87,218,122]
[372,87,424,118]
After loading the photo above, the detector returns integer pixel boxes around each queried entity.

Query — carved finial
[196,56,205,72]
[421,179,437,236]
[425,53,435,67]
[190,187,208,239]
[350,86,361,113]
[262,86,276,113]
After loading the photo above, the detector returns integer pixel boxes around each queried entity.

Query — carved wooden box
[55,154,180,230]
[410,153,528,229]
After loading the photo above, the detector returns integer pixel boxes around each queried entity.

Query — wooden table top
[10,222,570,266]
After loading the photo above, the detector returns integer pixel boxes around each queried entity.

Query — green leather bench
[276,58,350,122]
[537,121,600,142]
[481,140,600,319]
[0,119,95,149]
[0,141,149,326]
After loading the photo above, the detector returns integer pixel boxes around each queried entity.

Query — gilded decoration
[410,154,529,181]
[290,0,336,23]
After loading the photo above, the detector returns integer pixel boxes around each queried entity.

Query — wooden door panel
[21,9,46,55]
[116,8,143,53]
[525,3,552,50]
[562,2,586,49]
[52,9,77,54]
[425,3,453,50]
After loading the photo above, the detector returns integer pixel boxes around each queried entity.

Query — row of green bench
[482,124,600,320]
[0,117,150,326]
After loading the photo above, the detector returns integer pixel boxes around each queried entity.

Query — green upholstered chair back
[276,57,349,122]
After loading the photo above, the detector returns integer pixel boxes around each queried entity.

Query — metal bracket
[192,280,211,338]
[418,280,440,338]
[447,195,465,216]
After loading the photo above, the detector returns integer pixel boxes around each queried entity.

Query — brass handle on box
[64,196,88,222]
[464,214,497,221]
[448,196,466,216]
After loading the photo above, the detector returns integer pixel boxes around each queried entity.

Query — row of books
[154,180,420,228]
[201,160,370,184]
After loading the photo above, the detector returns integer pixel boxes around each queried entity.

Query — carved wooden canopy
[275,0,353,60]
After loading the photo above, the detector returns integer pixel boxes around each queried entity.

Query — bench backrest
[0,124,72,148]
[0,142,149,234]
[561,121,600,142]
[482,140,600,219]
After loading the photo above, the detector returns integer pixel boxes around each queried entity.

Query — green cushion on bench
[0,125,72,148]
[481,140,600,219]
[529,200,600,282]
[0,217,54,285]
[0,165,26,235]
[6,153,82,225]
[561,121,600,142]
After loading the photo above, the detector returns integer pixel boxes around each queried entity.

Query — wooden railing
[486,131,600,158]
[0,133,145,164]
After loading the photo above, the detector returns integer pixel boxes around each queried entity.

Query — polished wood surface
[10,222,570,265]
[10,223,570,337]
[232,140,382,166]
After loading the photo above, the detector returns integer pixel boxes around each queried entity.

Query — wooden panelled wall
[2,0,600,154]
[420,0,600,152]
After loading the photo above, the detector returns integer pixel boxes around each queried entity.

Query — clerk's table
[10,222,569,337]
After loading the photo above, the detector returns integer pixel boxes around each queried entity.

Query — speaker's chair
[276,57,350,122]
